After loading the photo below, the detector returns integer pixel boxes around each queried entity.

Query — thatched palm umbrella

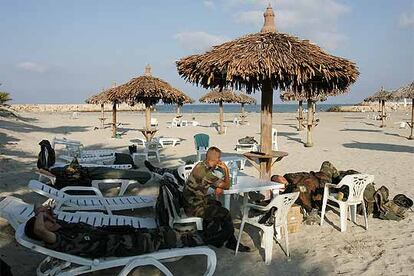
[105,65,185,134]
[86,87,118,136]
[280,91,327,146]
[177,4,358,179]
[364,87,394,128]
[199,89,241,134]
[237,93,256,124]
[393,81,414,139]
[280,91,304,130]
[175,90,194,116]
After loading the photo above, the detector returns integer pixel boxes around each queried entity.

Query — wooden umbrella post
[380,100,386,128]
[145,102,151,130]
[305,99,314,147]
[260,80,273,179]
[298,100,303,130]
[100,103,105,129]
[409,99,414,140]
[177,103,182,116]
[219,100,224,134]
[241,103,245,124]
[112,102,117,138]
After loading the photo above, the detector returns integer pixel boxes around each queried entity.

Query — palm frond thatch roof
[199,89,241,104]
[86,89,112,104]
[173,88,194,104]
[364,87,394,102]
[176,15,359,97]
[237,93,256,104]
[280,91,327,102]
[393,81,414,99]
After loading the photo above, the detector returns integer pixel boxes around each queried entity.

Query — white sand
[0,109,413,275]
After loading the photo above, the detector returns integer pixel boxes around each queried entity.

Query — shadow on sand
[342,142,414,153]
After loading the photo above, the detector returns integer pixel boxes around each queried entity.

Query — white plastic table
[222,175,284,210]
[221,156,247,170]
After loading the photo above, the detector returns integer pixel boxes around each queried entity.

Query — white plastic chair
[144,140,161,162]
[236,192,299,265]
[272,128,278,151]
[163,185,203,231]
[320,174,374,232]
[14,222,216,276]
[177,163,197,183]
[28,180,155,215]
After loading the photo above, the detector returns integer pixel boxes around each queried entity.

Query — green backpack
[374,186,410,221]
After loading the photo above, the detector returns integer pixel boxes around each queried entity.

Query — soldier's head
[271,174,288,185]
[205,146,221,168]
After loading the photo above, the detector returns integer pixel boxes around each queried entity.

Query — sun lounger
[59,154,116,164]
[155,137,181,147]
[28,180,155,214]
[14,222,216,276]
[0,196,156,230]
[235,143,258,152]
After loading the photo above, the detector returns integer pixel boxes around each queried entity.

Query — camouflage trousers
[200,199,235,248]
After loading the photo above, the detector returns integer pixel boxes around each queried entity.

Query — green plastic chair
[194,134,209,161]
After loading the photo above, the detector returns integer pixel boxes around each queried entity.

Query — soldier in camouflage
[271,161,358,212]
[182,146,250,252]
[24,206,203,258]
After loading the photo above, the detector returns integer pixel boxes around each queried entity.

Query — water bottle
[230,161,238,187]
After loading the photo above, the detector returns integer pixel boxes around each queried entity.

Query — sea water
[154,104,353,114]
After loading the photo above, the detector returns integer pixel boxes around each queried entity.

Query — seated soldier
[145,147,251,252]
[271,161,359,212]
[24,206,203,258]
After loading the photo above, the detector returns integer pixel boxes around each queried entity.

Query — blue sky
[0,0,413,104]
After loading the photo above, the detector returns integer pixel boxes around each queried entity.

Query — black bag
[0,258,13,276]
[155,174,183,227]
[37,140,56,169]
[238,136,258,145]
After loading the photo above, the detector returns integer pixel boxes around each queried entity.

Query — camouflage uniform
[183,161,235,247]
[46,221,181,258]
[282,161,356,211]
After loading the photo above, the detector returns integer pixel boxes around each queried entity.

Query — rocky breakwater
[10,103,145,113]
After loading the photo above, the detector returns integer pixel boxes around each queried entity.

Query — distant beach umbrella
[236,93,256,124]
[393,81,414,139]
[199,89,241,134]
[177,4,358,178]
[86,85,118,136]
[364,87,394,128]
[280,91,327,145]
[174,89,194,115]
[105,65,187,135]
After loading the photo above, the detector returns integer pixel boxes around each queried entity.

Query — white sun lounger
[59,154,116,165]
[0,196,156,230]
[15,222,216,276]
[28,180,155,214]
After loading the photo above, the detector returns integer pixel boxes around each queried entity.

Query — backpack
[37,140,56,169]
[358,182,376,216]
[374,186,410,221]
[155,173,183,227]
[238,136,258,145]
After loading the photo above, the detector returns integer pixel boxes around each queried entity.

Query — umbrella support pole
[380,100,386,128]
[112,102,117,138]
[219,101,224,134]
[259,81,273,180]
[240,103,245,125]
[304,99,314,147]
[409,99,414,140]
[100,104,105,129]
[298,100,303,131]
[145,104,151,130]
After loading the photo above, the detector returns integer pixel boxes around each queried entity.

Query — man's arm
[34,212,57,244]
[215,162,230,190]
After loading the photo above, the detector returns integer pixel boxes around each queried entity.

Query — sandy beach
[0,108,413,275]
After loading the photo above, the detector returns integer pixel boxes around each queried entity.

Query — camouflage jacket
[183,161,220,217]
[46,221,175,258]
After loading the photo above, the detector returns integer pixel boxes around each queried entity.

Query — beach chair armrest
[245,203,272,212]
[36,170,57,184]
[60,186,104,197]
